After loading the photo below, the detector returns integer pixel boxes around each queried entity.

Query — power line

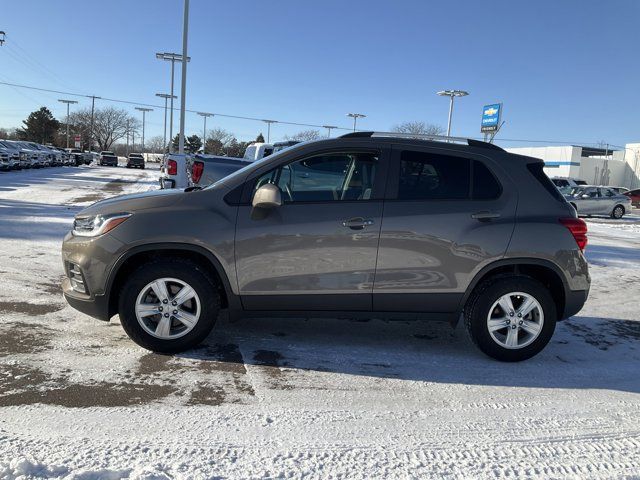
[0,80,354,132]
[0,80,616,147]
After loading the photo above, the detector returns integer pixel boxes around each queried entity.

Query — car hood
[78,188,186,217]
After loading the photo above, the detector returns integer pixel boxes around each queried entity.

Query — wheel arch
[106,243,239,319]
[459,258,569,322]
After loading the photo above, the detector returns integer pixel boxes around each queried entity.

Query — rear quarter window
[527,163,565,202]
[472,160,502,199]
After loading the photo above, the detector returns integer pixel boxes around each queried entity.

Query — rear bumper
[62,277,111,321]
[562,288,589,320]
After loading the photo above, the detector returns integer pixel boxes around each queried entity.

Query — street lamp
[197,112,213,153]
[322,125,338,138]
[346,113,366,132]
[135,107,153,153]
[156,52,190,152]
[262,119,278,143]
[58,99,78,148]
[436,89,469,137]
[156,93,176,153]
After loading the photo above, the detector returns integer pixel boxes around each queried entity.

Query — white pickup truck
[160,141,299,190]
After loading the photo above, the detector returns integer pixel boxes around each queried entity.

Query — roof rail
[339,131,504,151]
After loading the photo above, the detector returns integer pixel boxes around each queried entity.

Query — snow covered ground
[0,165,639,479]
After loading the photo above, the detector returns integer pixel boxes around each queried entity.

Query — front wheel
[611,205,625,219]
[464,276,557,362]
[118,259,220,352]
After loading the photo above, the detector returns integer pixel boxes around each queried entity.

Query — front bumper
[62,277,111,321]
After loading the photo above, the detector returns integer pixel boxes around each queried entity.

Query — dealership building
[505,144,640,189]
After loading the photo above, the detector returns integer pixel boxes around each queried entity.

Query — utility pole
[87,95,101,152]
[58,99,78,148]
[347,113,366,132]
[322,125,338,138]
[178,0,190,154]
[436,90,469,137]
[156,53,190,153]
[262,120,277,143]
[135,107,153,153]
[156,93,175,152]
[197,112,213,153]
[126,119,130,155]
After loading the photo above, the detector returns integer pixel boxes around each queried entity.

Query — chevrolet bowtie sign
[481,103,502,133]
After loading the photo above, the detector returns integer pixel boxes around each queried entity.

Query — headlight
[73,212,132,237]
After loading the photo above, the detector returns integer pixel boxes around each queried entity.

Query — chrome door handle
[342,217,374,230]
[471,211,501,221]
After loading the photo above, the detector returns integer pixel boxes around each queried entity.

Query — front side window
[254,151,378,202]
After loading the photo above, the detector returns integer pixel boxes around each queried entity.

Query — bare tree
[391,121,444,136]
[69,107,139,151]
[283,129,321,142]
[147,135,166,153]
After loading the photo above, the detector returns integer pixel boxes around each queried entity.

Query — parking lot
[0,164,639,478]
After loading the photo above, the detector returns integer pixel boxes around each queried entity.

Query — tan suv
[62,133,590,361]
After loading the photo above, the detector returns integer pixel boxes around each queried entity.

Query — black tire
[611,205,624,219]
[118,259,220,353]
[464,275,557,362]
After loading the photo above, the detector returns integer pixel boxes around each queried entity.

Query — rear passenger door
[373,145,517,313]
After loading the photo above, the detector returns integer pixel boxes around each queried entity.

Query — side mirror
[581,194,590,199]
[252,183,282,209]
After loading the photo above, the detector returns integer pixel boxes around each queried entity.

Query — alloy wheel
[486,292,544,349]
[134,277,201,339]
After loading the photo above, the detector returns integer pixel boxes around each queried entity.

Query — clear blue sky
[1,0,638,147]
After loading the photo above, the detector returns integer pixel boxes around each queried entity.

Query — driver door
[234,148,387,311]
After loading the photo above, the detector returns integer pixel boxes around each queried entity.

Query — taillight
[167,159,177,176]
[192,161,204,184]
[559,218,588,251]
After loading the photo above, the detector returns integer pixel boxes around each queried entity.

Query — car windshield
[568,187,585,197]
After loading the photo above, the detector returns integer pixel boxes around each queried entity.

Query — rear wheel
[464,276,557,362]
[611,205,625,219]
[118,259,220,352]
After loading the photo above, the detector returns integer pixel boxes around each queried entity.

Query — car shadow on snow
[178,313,640,394]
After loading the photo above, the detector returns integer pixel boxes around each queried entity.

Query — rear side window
[398,151,470,200]
[472,160,502,199]
[526,163,565,202]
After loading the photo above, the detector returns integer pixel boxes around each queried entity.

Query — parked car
[565,185,632,218]
[62,132,590,362]
[609,186,629,195]
[99,151,118,166]
[188,154,251,188]
[551,177,587,194]
[623,188,640,208]
[0,140,22,169]
[126,153,145,169]
[159,153,190,189]
[9,141,42,168]
[0,148,10,171]
[65,148,89,166]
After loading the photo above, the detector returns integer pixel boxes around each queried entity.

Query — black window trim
[238,145,390,206]
[385,143,503,202]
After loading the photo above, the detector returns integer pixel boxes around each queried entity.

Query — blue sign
[481,103,502,132]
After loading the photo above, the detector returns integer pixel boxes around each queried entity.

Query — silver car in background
[565,185,632,218]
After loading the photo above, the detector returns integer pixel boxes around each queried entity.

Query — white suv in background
[551,177,587,194]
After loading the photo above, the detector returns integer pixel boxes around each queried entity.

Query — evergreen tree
[256,133,265,143]
[18,107,60,143]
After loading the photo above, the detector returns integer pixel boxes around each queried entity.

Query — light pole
[58,99,78,148]
[436,89,469,137]
[262,120,278,143]
[197,112,213,153]
[135,107,153,153]
[156,93,176,153]
[322,125,338,138]
[87,95,101,152]
[156,52,190,153]
[347,113,366,132]
[178,0,190,154]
